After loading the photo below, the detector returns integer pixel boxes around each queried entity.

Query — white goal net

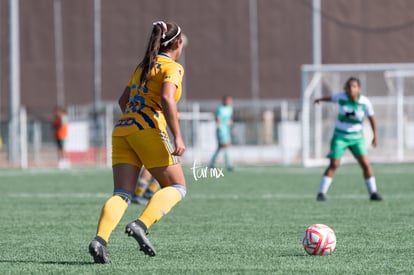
[301,63,414,167]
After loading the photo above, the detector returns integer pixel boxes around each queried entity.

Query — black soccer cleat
[125,220,157,257]
[316,193,327,201]
[370,192,383,201]
[88,239,111,264]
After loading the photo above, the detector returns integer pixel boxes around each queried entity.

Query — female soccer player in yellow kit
[89,21,186,263]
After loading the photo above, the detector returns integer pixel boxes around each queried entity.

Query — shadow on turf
[270,252,308,257]
[0,259,93,265]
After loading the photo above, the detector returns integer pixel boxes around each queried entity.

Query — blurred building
[0,0,413,119]
[0,0,414,167]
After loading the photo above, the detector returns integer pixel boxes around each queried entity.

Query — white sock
[365,177,377,194]
[318,176,332,194]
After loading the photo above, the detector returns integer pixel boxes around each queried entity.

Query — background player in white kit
[314,76,383,201]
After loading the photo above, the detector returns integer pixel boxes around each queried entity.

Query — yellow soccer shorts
[112,129,180,168]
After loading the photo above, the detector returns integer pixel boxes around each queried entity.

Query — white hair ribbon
[161,26,181,47]
[152,21,167,39]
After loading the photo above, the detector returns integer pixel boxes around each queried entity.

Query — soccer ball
[302,224,336,256]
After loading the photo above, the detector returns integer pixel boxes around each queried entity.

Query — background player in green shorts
[314,76,383,201]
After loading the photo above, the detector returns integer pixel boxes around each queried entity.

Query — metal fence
[0,100,302,168]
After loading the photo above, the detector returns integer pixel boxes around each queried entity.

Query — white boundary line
[3,192,412,200]
[1,165,414,177]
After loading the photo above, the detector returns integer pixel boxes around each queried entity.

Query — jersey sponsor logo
[345,110,356,117]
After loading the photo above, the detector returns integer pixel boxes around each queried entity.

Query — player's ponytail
[138,22,164,85]
[139,21,182,86]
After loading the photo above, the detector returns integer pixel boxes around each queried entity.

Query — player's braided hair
[138,21,181,86]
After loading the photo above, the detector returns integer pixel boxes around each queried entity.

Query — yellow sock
[147,178,160,193]
[96,195,128,242]
[135,179,148,197]
[138,185,186,229]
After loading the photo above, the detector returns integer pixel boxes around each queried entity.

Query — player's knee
[329,162,340,170]
[328,163,339,172]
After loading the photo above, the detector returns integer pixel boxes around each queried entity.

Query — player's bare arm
[314,96,332,104]
[161,82,185,156]
[118,86,131,113]
[368,115,377,147]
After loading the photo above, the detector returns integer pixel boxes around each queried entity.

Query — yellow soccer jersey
[113,54,184,136]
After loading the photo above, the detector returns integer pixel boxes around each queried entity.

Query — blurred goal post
[301,63,414,167]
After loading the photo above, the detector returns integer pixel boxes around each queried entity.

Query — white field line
[1,165,414,177]
[0,168,111,177]
[3,192,413,200]
[4,192,110,199]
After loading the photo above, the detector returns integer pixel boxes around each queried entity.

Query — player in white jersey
[314,77,383,201]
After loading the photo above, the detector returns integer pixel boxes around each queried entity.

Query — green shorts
[327,134,367,159]
[217,127,231,145]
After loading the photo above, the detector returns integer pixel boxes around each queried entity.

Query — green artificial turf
[0,163,413,274]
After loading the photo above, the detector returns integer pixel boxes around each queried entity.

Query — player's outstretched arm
[314,96,332,104]
[368,115,378,147]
